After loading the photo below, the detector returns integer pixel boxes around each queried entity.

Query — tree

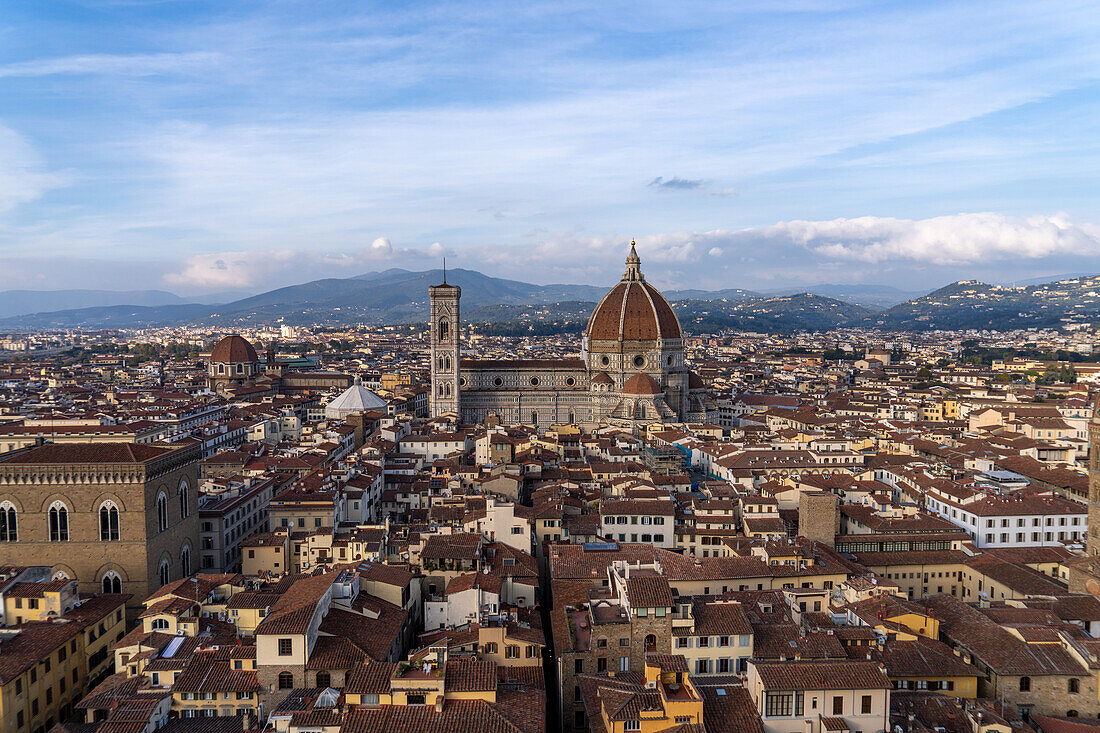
[916,366,933,381]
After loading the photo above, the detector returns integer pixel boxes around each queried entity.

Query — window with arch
[99,501,120,541]
[157,492,169,533]
[158,560,170,587]
[1019,676,1031,691]
[316,671,331,688]
[0,500,16,542]
[278,672,294,689]
[1068,710,1079,717]
[181,546,192,578]
[150,618,170,631]
[530,411,538,426]
[644,634,657,652]
[178,481,189,519]
[52,570,70,581]
[102,571,122,594]
[438,318,449,342]
[48,501,69,541]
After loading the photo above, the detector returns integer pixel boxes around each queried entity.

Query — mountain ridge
[3,270,1100,333]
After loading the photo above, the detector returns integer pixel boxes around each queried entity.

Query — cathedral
[430,243,711,431]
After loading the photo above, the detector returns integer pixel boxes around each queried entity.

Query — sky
[3,0,1100,297]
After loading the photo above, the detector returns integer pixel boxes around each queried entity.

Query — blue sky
[3,0,1100,295]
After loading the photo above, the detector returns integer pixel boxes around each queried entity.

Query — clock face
[1087,578,1100,597]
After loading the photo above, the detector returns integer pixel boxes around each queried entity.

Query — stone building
[205,333,353,396]
[553,559,675,733]
[429,243,713,431]
[0,442,200,614]
[206,334,261,394]
[798,490,839,547]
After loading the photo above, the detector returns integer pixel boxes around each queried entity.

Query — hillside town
[4,258,1100,733]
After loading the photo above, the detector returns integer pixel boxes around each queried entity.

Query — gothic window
[99,501,120,541]
[181,545,192,577]
[0,501,16,541]
[157,492,169,532]
[102,571,122,594]
[531,411,538,426]
[158,560,170,587]
[48,501,69,541]
[178,481,189,518]
[438,318,449,342]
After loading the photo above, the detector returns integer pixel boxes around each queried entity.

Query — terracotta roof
[753,660,892,691]
[625,576,674,608]
[211,335,258,364]
[0,442,176,465]
[620,373,662,396]
[586,276,681,342]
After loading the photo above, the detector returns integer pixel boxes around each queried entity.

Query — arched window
[181,545,192,578]
[157,492,168,533]
[278,672,294,689]
[52,570,70,580]
[644,634,657,652]
[99,501,120,541]
[530,411,538,426]
[102,571,122,594]
[1068,710,1079,717]
[1069,678,1080,694]
[158,559,170,587]
[1019,676,1031,692]
[150,618,169,631]
[316,671,331,688]
[178,481,189,518]
[48,501,69,541]
[438,318,449,342]
[0,500,16,541]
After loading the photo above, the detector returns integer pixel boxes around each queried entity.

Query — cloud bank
[143,212,1100,293]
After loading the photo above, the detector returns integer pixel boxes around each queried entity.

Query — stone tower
[1089,404,1100,556]
[799,491,838,548]
[429,274,461,418]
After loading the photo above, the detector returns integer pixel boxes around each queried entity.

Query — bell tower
[429,267,461,419]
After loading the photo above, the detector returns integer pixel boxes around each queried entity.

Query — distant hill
[4,269,1100,333]
[759,283,928,309]
[0,289,188,319]
[871,276,1100,330]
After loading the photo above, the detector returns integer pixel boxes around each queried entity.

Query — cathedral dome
[621,373,662,396]
[211,335,258,364]
[585,243,682,342]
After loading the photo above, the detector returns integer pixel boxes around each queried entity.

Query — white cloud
[0,126,65,215]
[0,52,222,78]
[761,212,1100,264]
[164,237,438,289]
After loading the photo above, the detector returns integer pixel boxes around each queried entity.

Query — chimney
[434,696,444,713]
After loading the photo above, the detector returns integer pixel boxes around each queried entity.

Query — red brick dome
[585,244,681,342]
[621,372,662,396]
[211,335,258,364]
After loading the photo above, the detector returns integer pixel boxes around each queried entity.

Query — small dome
[585,245,681,342]
[211,335,258,363]
[592,372,614,385]
[621,373,662,396]
[325,377,388,419]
